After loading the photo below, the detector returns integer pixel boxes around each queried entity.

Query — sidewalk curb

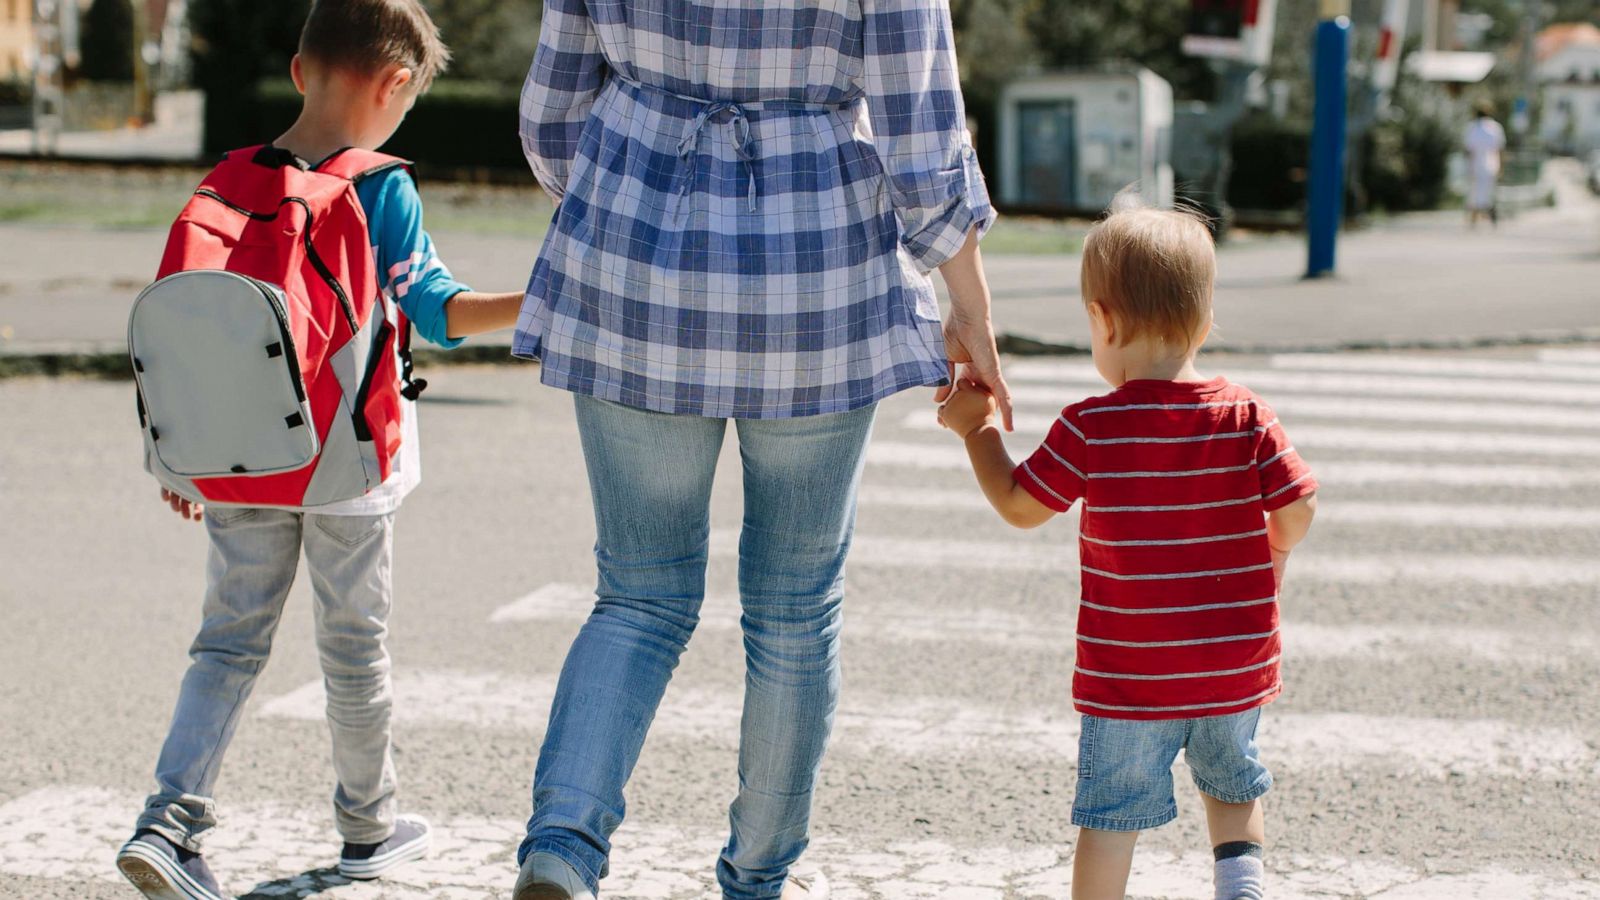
[5,329,1599,380]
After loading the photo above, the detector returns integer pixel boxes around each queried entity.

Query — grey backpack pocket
[129,270,320,481]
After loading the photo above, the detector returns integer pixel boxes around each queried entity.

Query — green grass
[0,160,1087,255]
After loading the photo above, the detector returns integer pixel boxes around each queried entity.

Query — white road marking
[1004,361,1600,405]
[1002,387,1598,431]
[258,670,1597,779]
[7,786,1597,899]
[1268,353,1600,383]
[867,440,1600,487]
[901,412,1600,458]
[708,529,1072,572]
[716,522,1600,587]
[1310,500,1600,529]
[1538,348,1600,365]
[860,488,1600,530]
[491,583,1594,665]
[857,486,996,510]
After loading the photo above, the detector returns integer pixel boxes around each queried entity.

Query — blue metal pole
[1306,15,1350,279]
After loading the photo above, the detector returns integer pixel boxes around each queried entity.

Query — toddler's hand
[161,487,205,523]
[938,378,998,439]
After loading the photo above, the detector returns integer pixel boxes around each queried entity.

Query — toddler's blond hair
[1081,198,1215,351]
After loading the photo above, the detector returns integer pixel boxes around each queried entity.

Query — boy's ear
[290,54,307,95]
[378,65,415,107]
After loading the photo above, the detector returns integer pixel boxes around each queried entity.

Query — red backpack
[128,145,425,510]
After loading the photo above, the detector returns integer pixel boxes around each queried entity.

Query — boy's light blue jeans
[137,508,399,852]
[519,395,876,899]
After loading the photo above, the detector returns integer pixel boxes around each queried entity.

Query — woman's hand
[936,229,1013,431]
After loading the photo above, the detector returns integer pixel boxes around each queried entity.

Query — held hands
[936,314,1014,432]
[160,488,205,523]
[937,378,998,440]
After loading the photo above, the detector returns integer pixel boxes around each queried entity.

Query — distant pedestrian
[1464,102,1506,229]
[937,201,1319,900]
[509,0,1007,898]
[115,2,525,899]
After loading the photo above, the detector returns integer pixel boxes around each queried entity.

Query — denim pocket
[1077,715,1098,780]
[208,508,258,526]
[312,514,385,548]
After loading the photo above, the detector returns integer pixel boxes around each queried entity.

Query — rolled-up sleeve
[520,0,609,203]
[861,0,996,272]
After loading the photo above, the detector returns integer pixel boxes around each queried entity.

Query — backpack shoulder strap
[315,149,414,184]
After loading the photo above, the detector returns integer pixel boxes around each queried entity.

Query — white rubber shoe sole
[338,814,432,880]
[115,839,227,900]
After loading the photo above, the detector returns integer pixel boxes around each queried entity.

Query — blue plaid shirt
[513,0,995,419]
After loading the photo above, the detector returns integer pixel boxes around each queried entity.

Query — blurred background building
[0,0,1596,225]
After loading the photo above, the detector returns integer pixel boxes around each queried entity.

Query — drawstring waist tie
[613,75,857,215]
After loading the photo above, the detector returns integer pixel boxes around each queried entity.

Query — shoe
[338,814,431,880]
[115,831,227,900]
[782,865,829,899]
[512,851,596,900]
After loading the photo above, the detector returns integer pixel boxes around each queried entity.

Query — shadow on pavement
[237,866,356,898]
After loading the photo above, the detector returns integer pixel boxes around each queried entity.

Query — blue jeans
[519,395,876,899]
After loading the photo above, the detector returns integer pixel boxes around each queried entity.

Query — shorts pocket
[1077,715,1099,780]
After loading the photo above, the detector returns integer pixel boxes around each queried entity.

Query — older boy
[939,204,1317,900]
[115,3,524,898]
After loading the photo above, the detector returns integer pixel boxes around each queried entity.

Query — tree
[188,0,308,150]
[80,0,136,82]
[425,0,543,83]
[1017,0,1215,100]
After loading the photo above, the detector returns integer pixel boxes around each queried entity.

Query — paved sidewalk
[2,164,1595,359]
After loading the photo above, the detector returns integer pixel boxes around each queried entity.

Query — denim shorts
[1071,707,1273,832]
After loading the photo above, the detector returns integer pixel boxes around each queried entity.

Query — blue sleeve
[355,169,471,348]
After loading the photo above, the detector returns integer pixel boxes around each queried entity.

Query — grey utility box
[998,67,1175,214]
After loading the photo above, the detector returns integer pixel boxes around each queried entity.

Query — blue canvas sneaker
[338,814,431,880]
[115,831,227,900]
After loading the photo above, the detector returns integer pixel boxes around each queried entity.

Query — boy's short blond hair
[299,0,451,92]
[1080,201,1216,350]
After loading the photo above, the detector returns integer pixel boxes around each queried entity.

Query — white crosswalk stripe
[1005,360,1600,405]
[1268,353,1600,382]
[901,412,1600,458]
[256,671,1598,780]
[1002,387,1596,431]
[868,441,1600,487]
[490,583,1598,665]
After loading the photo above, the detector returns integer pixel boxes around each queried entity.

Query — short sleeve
[355,169,471,349]
[1013,406,1088,513]
[1254,399,1318,511]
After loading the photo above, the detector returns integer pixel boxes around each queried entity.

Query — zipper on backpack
[238,273,308,404]
[350,319,395,443]
[193,189,361,335]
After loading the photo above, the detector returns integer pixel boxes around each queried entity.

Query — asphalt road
[2,347,1599,899]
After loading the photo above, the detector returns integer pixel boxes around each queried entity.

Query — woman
[509,2,1010,898]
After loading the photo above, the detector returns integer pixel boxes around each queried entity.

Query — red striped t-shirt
[1014,377,1317,720]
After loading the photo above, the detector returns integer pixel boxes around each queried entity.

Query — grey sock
[1213,842,1264,900]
